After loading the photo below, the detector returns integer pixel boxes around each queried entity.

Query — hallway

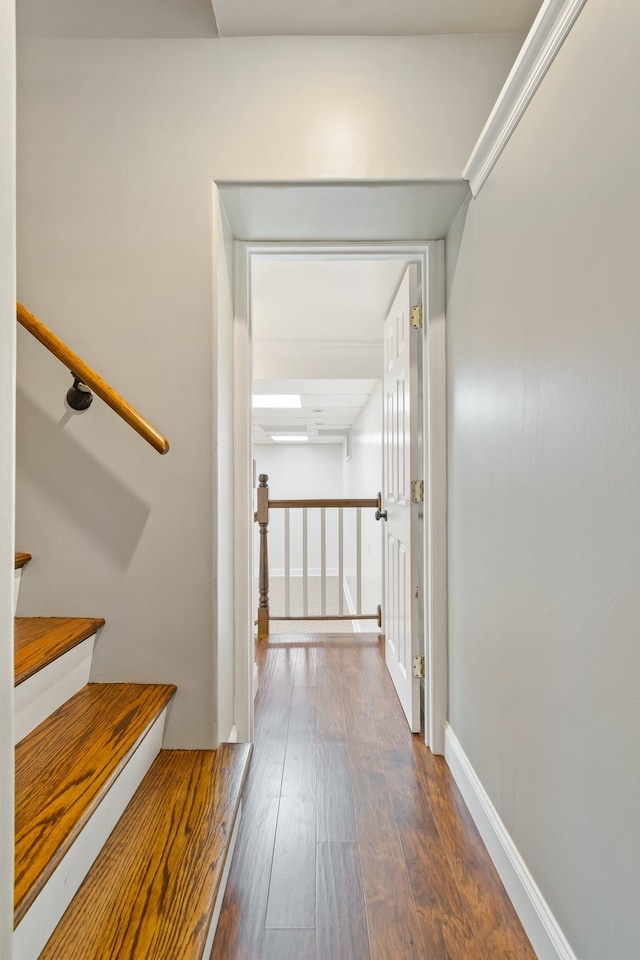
[211,635,536,959]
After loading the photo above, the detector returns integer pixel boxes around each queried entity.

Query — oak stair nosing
[14,552,32,570]
[14,616,105,686]
[39,743,253,960]
[15,681,176,925]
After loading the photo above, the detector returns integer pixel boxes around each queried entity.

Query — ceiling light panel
[253,394,302,408]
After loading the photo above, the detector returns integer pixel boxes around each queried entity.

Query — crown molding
[464,0,589,197]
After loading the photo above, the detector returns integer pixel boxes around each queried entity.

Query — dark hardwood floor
[211,635,537,960]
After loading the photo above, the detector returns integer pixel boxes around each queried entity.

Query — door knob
[375,492,387,521]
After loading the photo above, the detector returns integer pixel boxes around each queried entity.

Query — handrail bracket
[66,374,93,411]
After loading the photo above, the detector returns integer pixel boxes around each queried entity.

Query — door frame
[232,241,447,753]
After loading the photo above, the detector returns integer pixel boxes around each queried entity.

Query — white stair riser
[14,636,95,744]
[13,708,168,960]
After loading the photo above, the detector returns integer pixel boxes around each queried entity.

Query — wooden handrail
[270,614,378,621]
[269,498,378,509]
[17,302,169,455]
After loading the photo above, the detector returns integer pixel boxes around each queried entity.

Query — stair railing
[254,473,383,641]
[16,302,169,455]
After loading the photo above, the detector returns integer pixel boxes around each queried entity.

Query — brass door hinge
[412,655,425,679]
[411,479,424,503]
[410,305,423,329]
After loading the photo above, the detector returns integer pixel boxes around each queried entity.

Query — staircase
[13,552,251,960]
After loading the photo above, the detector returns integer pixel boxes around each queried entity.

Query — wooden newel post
[257,473,270,642]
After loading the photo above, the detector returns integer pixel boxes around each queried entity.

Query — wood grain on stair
[15,682,176,925]
[40,744,252,960]
[14,616,105,686]
[14,552,31,569]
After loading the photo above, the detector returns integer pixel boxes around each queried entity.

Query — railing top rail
[17,302,169,455]
[268,498,378,510]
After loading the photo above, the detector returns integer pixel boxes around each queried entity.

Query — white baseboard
[226,724,238,743]
[444,725,578,960]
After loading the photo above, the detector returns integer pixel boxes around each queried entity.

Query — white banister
[284,508,290,617]
[356,508,362,614]
[338,508,344,616]
[302,508,308,617]
[321,507,327,616]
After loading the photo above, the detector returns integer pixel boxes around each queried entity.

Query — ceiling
[254,379,378,444]
[253,258,409,444]
[18,0,543,40]
[252,258,408,344]
[213,0,544,38]
[17,0,219,39]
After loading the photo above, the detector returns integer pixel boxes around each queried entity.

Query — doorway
[251,256,410,642]
[231,239,447,754]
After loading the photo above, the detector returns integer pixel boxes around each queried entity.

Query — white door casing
[230,236,446,754]
[382,264,421,732]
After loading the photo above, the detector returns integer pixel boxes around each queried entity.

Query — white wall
[446,2,640,957]
[15,33,522,745]
[0,0,15,952]
[19,35,523,181]
[254,443,344,578]
[254,442,345,500]
[343,382,383,623]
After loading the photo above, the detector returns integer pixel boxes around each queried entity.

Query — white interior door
[382,264,420,732]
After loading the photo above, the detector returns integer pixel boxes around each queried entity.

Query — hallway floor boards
[211,635,537,960]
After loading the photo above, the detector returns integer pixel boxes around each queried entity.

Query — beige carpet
[256,576,364,634]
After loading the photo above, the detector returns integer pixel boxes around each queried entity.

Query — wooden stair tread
[14,616,105,686]
[15,681,176,925]
[15,552,32,569]
[40,744,253,960]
